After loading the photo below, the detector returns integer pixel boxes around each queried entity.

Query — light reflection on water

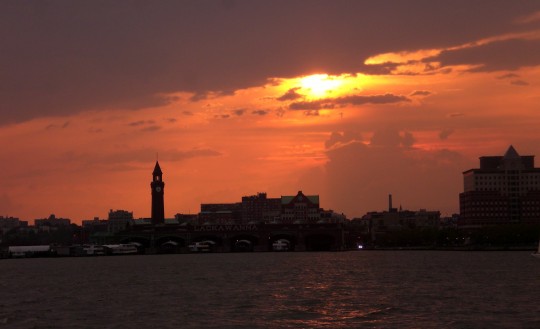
[1,251,540,328]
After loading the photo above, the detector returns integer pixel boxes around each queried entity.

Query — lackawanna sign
[193,225,258,232]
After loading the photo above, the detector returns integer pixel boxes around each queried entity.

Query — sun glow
[299,74,343,98]
[274,73,372,101]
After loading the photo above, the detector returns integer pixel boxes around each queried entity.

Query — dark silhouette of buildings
[0,216,27,235]
[241,193,281,223]
[459,145,540,226]
[281,191,321,224]
[199,202,242,224]
[108,209,134,233]
[34,214,71,229]
[360,194,440,233]
[150,161,165,225]
[197,191,345,225]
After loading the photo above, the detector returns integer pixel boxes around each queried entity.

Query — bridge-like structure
[114,223,347,253]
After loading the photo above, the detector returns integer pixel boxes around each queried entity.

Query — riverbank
[2,244,538,259]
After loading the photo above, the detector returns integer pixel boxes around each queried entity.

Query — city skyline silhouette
[1,1,540,223]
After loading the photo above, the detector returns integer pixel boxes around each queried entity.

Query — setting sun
[299,74,343,98]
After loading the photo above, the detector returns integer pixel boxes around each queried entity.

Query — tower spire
[151,161,165,225]
[153,161,162,176]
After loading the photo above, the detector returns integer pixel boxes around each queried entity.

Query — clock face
[155,186,162,192]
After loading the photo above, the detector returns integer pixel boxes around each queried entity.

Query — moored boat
[83,244,106,256]
[188,241,214,252]
[102,244,138,255]
[8,245,52,258]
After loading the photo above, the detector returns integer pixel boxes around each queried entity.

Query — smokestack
[388,194,392,212]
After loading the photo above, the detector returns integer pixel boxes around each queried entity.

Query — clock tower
[150,161,165,225]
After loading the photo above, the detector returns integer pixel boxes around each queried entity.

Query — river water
[1,251,539,328]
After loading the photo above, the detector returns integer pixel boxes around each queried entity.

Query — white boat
[8,245,51,258]
[188,241,214,252]
[82,244,106,256]
[102,244,138,255]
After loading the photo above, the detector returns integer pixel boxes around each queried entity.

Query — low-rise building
[107,209,133,233]
[34,214,71,231]
[199,203,241,225]
[174,213,199,225]
[198,191,337,225]
[241,193,281,224]
[0,216,28,234]
[320,209,347,223]
[281,191,321,224]
[362,195,441,233]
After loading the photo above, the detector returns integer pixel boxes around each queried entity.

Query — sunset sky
[2,1,540,223]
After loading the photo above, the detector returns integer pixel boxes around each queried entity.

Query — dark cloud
[45,121,71,130]
[410,90,432,96]
[164,118,177,123]
[289,93,410,110]
[304,135,467,217]
[140,125,162,132]
[214,114,230,119]
[497,73,520,79]
[439,129,454,140]
[510,80,529,86]
[290,101,336,111]
[182,111,194,116]
[277,87,303,101]
[401,131,415,148]
[128,120,156,127]
[190,90,236,102]
[252,110,268,116]
[325,131,363,149]
[1,1,538,124]
[370,129,416,148]
[427,38,540,72]
[341,94,410,105]
[233,109,246,116]
[357,62,398,75]
[304,110,320,116]
[367,61,446,76]
[275,108,286,117]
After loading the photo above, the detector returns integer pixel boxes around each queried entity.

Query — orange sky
[2,1,540,223]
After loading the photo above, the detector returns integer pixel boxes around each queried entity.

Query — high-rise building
[459,145,540,225]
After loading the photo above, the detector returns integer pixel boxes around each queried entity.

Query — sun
[274,73,364,101]
[299,74,343,98]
